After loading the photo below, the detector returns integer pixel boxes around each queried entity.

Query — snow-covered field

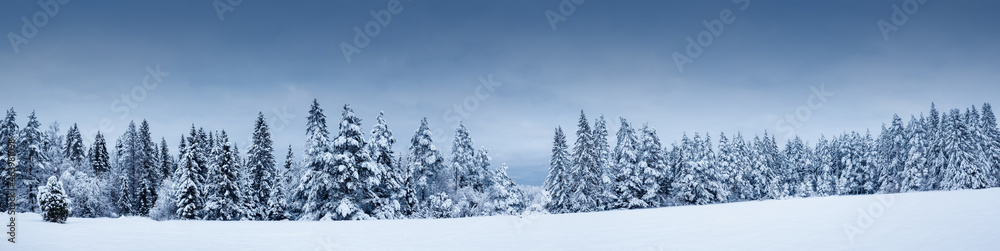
[4,188,999,251]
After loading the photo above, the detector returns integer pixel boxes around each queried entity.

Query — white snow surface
[4,188,1000,250]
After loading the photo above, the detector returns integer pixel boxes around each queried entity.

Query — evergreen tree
[136,120,158,216]
[636,124,664,207]
[247,112,286,220]
[452,123,483,192]
[329,105,377,220]
[611,118,644,209]
[486,163,523,215]
[158,137,174,183]
[813,135,836,196]
[16,111,46,212]
[545,127,571,213]
[592,116,615,210]
[900,116,930,192]
[980,103,1000,185]
[90,132,111,175]
[0,108,15,211]
[569,111,601,212]
[174,126,204,219]
[63,123,85,164]
[368,112,402,219]
[941,109,993,189]
[784,136,815,197]
[294,99,338,220]
[204,131,245,220]
[408,118,446,216]
[38,176,70,223]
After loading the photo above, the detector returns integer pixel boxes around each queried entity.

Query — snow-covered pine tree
[611,118,646,209]
[569,111,601,212]
[727,133,756,201]
[90,132,111,175]
[784,136,815,197]
[486,163,523,216]
[294,99,338,220]
[248,112,286,220]
[876,115,907,194]
[329,105,377,220]
[900,116,930,192]
[636,124,664,208]
[158,137,174,184]
[38,176,70,223]
[980,103,1000,185]
[16,111,46,212]
[408,117,446,216]
[174,126,204,219]
[941,108,993,189]
[451,123,477,192]
[135,120,158,216]
[368,112,402,219]
[545,127,571,214]
[204,131,245,221]
[0,108,15,211]
[813,135,836,196]
[925,103,946,190]
[716,132,739,201]
[63,123,85,164]
[592,115,615,210]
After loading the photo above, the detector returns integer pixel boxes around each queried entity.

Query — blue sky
[1,0,998,185]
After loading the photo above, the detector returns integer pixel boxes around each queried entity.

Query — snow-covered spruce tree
[0,108,15,211]
[569,111,601,212]
[813,135,837,196]
[636,124,664,208]
[784,136,815,197]
[900,116,930,192]
[727,133,757,201]
[545,127,572,214]
[174,126,204,219]
[672,133,729,205]
[979,103,1000,185]
[64,123,85,164]
[716,133,740,201]
[90,132,111,175]
[38,176,70,223]
[158,137,175,185]
[941,108,993,190]
[592,115,616,210]
[204,131,245,221]
[925,103,946,190]
[294,99,338,220]
[16,111,46,213]
[330,105,377,220]
[452,123,477,192]
[876,115,907,194]
[756,133,785,199]
[408,118,446,217]
[135,120,159,216]
[283,144,305,220]
[611,118,646,209]
[368,112,402,219]
[486,163,524,216]
[247,112,287,220]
